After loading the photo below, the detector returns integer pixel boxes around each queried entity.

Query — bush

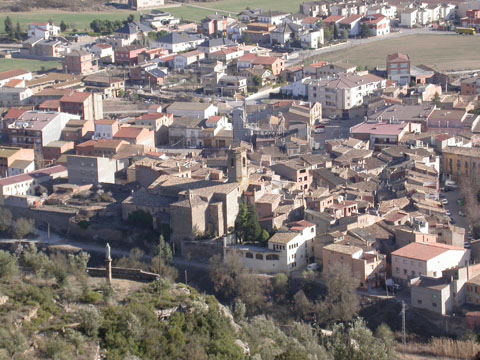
[0,250,18,278]
[78,220,90,229]
[0,207,12,232]
[11,218,35,239]
[127,210,153,229]
[81,291,103,304]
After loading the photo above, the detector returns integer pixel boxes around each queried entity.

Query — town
[0,0,480,358]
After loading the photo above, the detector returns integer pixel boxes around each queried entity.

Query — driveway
[442,188,469,238]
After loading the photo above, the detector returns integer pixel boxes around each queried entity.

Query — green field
[311,34,480,72]
[0,58,61,72]
[0,0,305,31]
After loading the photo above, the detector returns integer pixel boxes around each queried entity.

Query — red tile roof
[60,91,91,103]
[39,99,60,109]
[339,14,362,25]
[361,13,387,25]
[324,15,345,23]
[387,53,410,62]
[94,43,112,49]
[0,69,29,81]
[392,242,465,261]
[4,78,24,87]
[3,108,28,120]
[0,165,66,187]
[114,127,143,139]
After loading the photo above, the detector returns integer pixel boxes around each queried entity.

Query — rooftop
[391,242,465,261]
[268,231,298,244]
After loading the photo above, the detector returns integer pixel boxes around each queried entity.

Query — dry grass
[401,338,480,359]
[314,34,480,72]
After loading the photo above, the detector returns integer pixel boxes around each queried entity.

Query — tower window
[231,158,234,167]
[242,157,246,167]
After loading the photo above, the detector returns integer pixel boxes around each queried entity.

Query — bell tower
[227,148,247,184]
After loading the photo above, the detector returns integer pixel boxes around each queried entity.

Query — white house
[300,30,323,49]
[156,32,203,53]
[401,8,418,27]
[392,242,469,283]
[257,11,290,25]
[91,43,115,62]
[173,50,205,70]
[27,22,60,39]
[224,220,316,273]
[281,77,312,98]
[0,69,32,87]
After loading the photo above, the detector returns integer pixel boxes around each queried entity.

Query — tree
[234,201,248,242]
[374,323,397,359]
[360,23,370,39]
[127,14,135,23]
[323,25,333,42]
[326,318,396,360]
[60,20,67,32]
[293,290,312,321]
[0,207,12,232]
[208,253,243,299]
[317,263,359,323]
[0,250,18,278]
[434,93,442,108]
[244,204,262,243]
[260,229,270,245]
[156,235,173,264]
[342,29,349,40]
[14,22,21,40]
[4,16,13,38]
[252,75,262,87]
[333,24,338,39]
[21,242,50,277]
[11,217,35,239]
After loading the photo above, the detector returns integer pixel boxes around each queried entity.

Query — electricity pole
[402,300,406,358]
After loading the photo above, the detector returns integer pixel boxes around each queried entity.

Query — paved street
[442,187,469,239]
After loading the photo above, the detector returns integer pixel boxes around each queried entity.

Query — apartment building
[7,111,78,149]
[0,147,35,178]
[67,155,116,185]
[94,119,119,140]
[271,160,312,191]
[307,73,386,117]
[0,69,32,87]
[350,121,414,151]
[442,146,480,182]
[63,51,98,75]
[386,53,410,86]
[59,91,103,121]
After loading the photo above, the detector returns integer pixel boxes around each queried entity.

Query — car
[307,263,319,271]
[444,186,453,192]
[439,193,445,198]
[313,125,325,133]
[446,210,451,216]
[441,199,448,205]
[459,211,466,217]
[465,242,471,249]
[450,217,455,224]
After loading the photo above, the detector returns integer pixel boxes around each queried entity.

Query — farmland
[0,58,61,72]
[313,34,480,72]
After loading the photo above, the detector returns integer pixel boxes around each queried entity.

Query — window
[403,269,407,274]
[255,254,263,260]
[266,254,279,261]
[417,299,422,304]
[245,252,253,259]
[432,302,437,307]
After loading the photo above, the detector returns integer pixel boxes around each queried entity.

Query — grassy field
[312,34,480,72]
[0,58,61,72]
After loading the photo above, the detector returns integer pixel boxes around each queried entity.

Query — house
[62,50,98,75]
[173,50,205,70]
[391,242,469,283]
[401,8,418,27]
[201,14,229,36]
[129,62,167,86]
[59,91,103,121]
[156,32,203,53]
[461,76,480,96]
[0,87,33,106]
[224,221,316,273]
[270,22,304,45]
[43,140,75,161]
[299,2,329,17]
[61,119,94,144]
[300,30,323,49]
[134,112,173,145]
[139,10,180,29]
[27,22,60,39]
[242,23,275,44]
[271,159,312,191]
[0,69,32,87]
[258,11,290,25]
[168,117,204,147]
[0,146,35,178]
[339,15,363,36]
[113,126,155,147]
[323,15,345,29]
[237,53,285,75]
[114,21,153,46]
[67,155,116,185]
[94,119,119,140]
[128,0,164,10]
[217,75,248,97]
[208,47,245,63]
[0,165,67,204]
[360,14,390,36]
[241,66,273,86]
[114,45,146,66]
[76,139,128,158]
[307,61,356,79]
[427,109,469,135]
[387,53,410,86]
[197,37,234,54]
[7,111,78,149]
[91,43,114,63]
[322,243,386,289]
[239,8,263,22]
[83,75,125,99]
[166,102,218,119]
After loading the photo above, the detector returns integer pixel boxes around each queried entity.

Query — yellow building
[442,146,480,181]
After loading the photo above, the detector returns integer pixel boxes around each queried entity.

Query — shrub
[11,218,35,239]
[127,210,153,229]
[0,250,18,278]
[78,220,90,229]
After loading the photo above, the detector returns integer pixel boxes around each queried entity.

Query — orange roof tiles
[391,242,465,261]
[60,91,91,103]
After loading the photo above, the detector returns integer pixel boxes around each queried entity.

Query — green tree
[0,327,26,356]
[360,23,370,38]
[60,20,67,32]
[317,263,359,323]
[252,75,262,87]
[4,16,13,38]
[434,93,442,108]
[244,204,262,243]
[21,242,50,277]
[327,318,396,360]
[156,235,173,264]
[127,14,135,23]
[323,25,333,42]
[333,24,338,39]
[0,207,12,232]
[374,323,397,359]
[272,273,288,300]
[14,22,21,40]
[234,201,248,242]
[260,229,270,245]
[0,250,18,278]
[342,29,349,40]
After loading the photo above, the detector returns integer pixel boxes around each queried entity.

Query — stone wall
[87,266,160,282]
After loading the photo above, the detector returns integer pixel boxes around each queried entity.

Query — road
[286,28,455,67]
[442,187,469,239]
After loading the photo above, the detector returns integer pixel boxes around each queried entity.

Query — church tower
[227,148,248,184]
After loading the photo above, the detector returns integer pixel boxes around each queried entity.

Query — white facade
[7,161,34,177]
[27,23,60,39]
[167,103,218,119]
[281,78,311,97]
[392,244,469,282]
[401,9,418,27]
[257,13,289,25]
[0,88,33,106]
[0,71,32,87]
[300,30,324,49]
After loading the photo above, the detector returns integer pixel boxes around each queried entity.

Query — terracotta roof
[387,53,409,62]
[38,99,60,109]
[114,127,143,139]
[324,15,345,23]
[93,43,112,49]
[206,115,222,124]
[391,242,465,261]
[323,243,363,255]
[308,61,327,68]
[361,13,386,25]
[350,121,408,136]
[60,91,91,103]
[339,14,362,25]
[268,231,298,244]
[0,165,66,187]
[0,69,29,81]
[4,79,24,87]
[95,119,117,125]
[3,108,27,119]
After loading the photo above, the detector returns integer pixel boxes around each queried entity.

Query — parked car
[450,217,455,224]
[307,263,319,271]
[313,124,325,133]
[439,193,445,198]
[441,199,448,205]
[465,242,471,249]
[446,210,451,216]
[459,211,465,217]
